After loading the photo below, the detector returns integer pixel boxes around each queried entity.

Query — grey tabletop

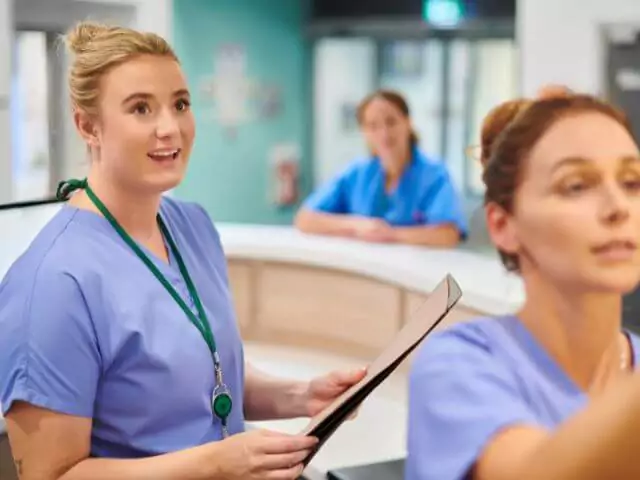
[327,459,404,480]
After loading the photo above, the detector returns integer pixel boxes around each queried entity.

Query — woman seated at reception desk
[295,90,467,247]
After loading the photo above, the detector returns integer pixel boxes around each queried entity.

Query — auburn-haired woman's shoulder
[410,315,517,370]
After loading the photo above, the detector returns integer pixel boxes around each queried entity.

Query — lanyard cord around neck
[56,178,233,433]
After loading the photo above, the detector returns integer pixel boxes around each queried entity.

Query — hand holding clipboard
[299,274,463,465]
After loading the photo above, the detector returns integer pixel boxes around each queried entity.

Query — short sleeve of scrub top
[303,162,358,214]
[0,197,245,458]
[417,165,467,237]
[0,261,100,418]
[405,320,540,480]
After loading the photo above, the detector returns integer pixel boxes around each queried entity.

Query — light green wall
[173,0,312,224]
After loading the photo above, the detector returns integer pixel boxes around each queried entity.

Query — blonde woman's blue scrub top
[0,197,245,458]
[405,315,640,480]
[304,148,468,238]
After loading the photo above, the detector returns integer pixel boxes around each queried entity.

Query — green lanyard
[56,178,233,436]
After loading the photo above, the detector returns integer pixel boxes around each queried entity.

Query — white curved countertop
[217,224,524,315]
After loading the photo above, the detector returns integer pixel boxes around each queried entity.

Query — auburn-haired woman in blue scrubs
[0,22,364,480]
[295,90,467,247]
[406,93,640,479]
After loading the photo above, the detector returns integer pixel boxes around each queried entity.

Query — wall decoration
[199,43,283,138]
[268,142,300,207]
[340,102,359,132]
[253,85,283,119]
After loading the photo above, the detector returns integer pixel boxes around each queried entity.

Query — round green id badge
[212,384,233,421]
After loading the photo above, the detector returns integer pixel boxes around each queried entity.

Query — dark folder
[300,274,463,465]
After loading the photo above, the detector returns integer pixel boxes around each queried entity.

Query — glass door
[12,30,51,202]
[311,35,518,209]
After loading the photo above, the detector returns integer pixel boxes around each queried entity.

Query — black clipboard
[300,274,463,465]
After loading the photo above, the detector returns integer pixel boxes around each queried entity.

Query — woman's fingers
[260,449,312,470]
[265,463,306,480]
[260,433,318,455]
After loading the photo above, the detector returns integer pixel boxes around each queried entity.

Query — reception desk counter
[1,205,525,354]
[218,224,524,360]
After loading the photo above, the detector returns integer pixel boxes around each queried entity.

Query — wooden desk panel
[226,259,487,361]
[255,263,402,352]
[226,260,254,331]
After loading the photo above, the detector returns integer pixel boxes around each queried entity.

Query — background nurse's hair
[536,84,574,100]
[63,21,178,116]
[357,90,420,147]
[480,91,633,272]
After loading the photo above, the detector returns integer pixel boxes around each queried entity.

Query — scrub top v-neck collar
[372,149,418,217]
[62,203,181,283]
[501,315,640,397]
[375,149,417,195]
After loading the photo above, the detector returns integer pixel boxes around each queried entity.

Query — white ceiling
[14,0,135,32]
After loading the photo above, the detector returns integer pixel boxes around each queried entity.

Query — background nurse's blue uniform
[304,148,468,237]
[0,197,245,458]
[405,316,640,480]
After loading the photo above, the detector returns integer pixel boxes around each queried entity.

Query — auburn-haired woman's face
[360,97,412,163]
[491,112,640,293]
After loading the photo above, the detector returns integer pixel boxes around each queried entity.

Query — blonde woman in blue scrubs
[0,22,365,480]
[295,90,467,247]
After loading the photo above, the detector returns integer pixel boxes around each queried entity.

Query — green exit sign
[423,0,464,27]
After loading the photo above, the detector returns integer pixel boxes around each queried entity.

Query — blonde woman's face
[92,54,195,195]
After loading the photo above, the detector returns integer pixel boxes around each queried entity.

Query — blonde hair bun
[62,21,177,114]
[64,21,113,54]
